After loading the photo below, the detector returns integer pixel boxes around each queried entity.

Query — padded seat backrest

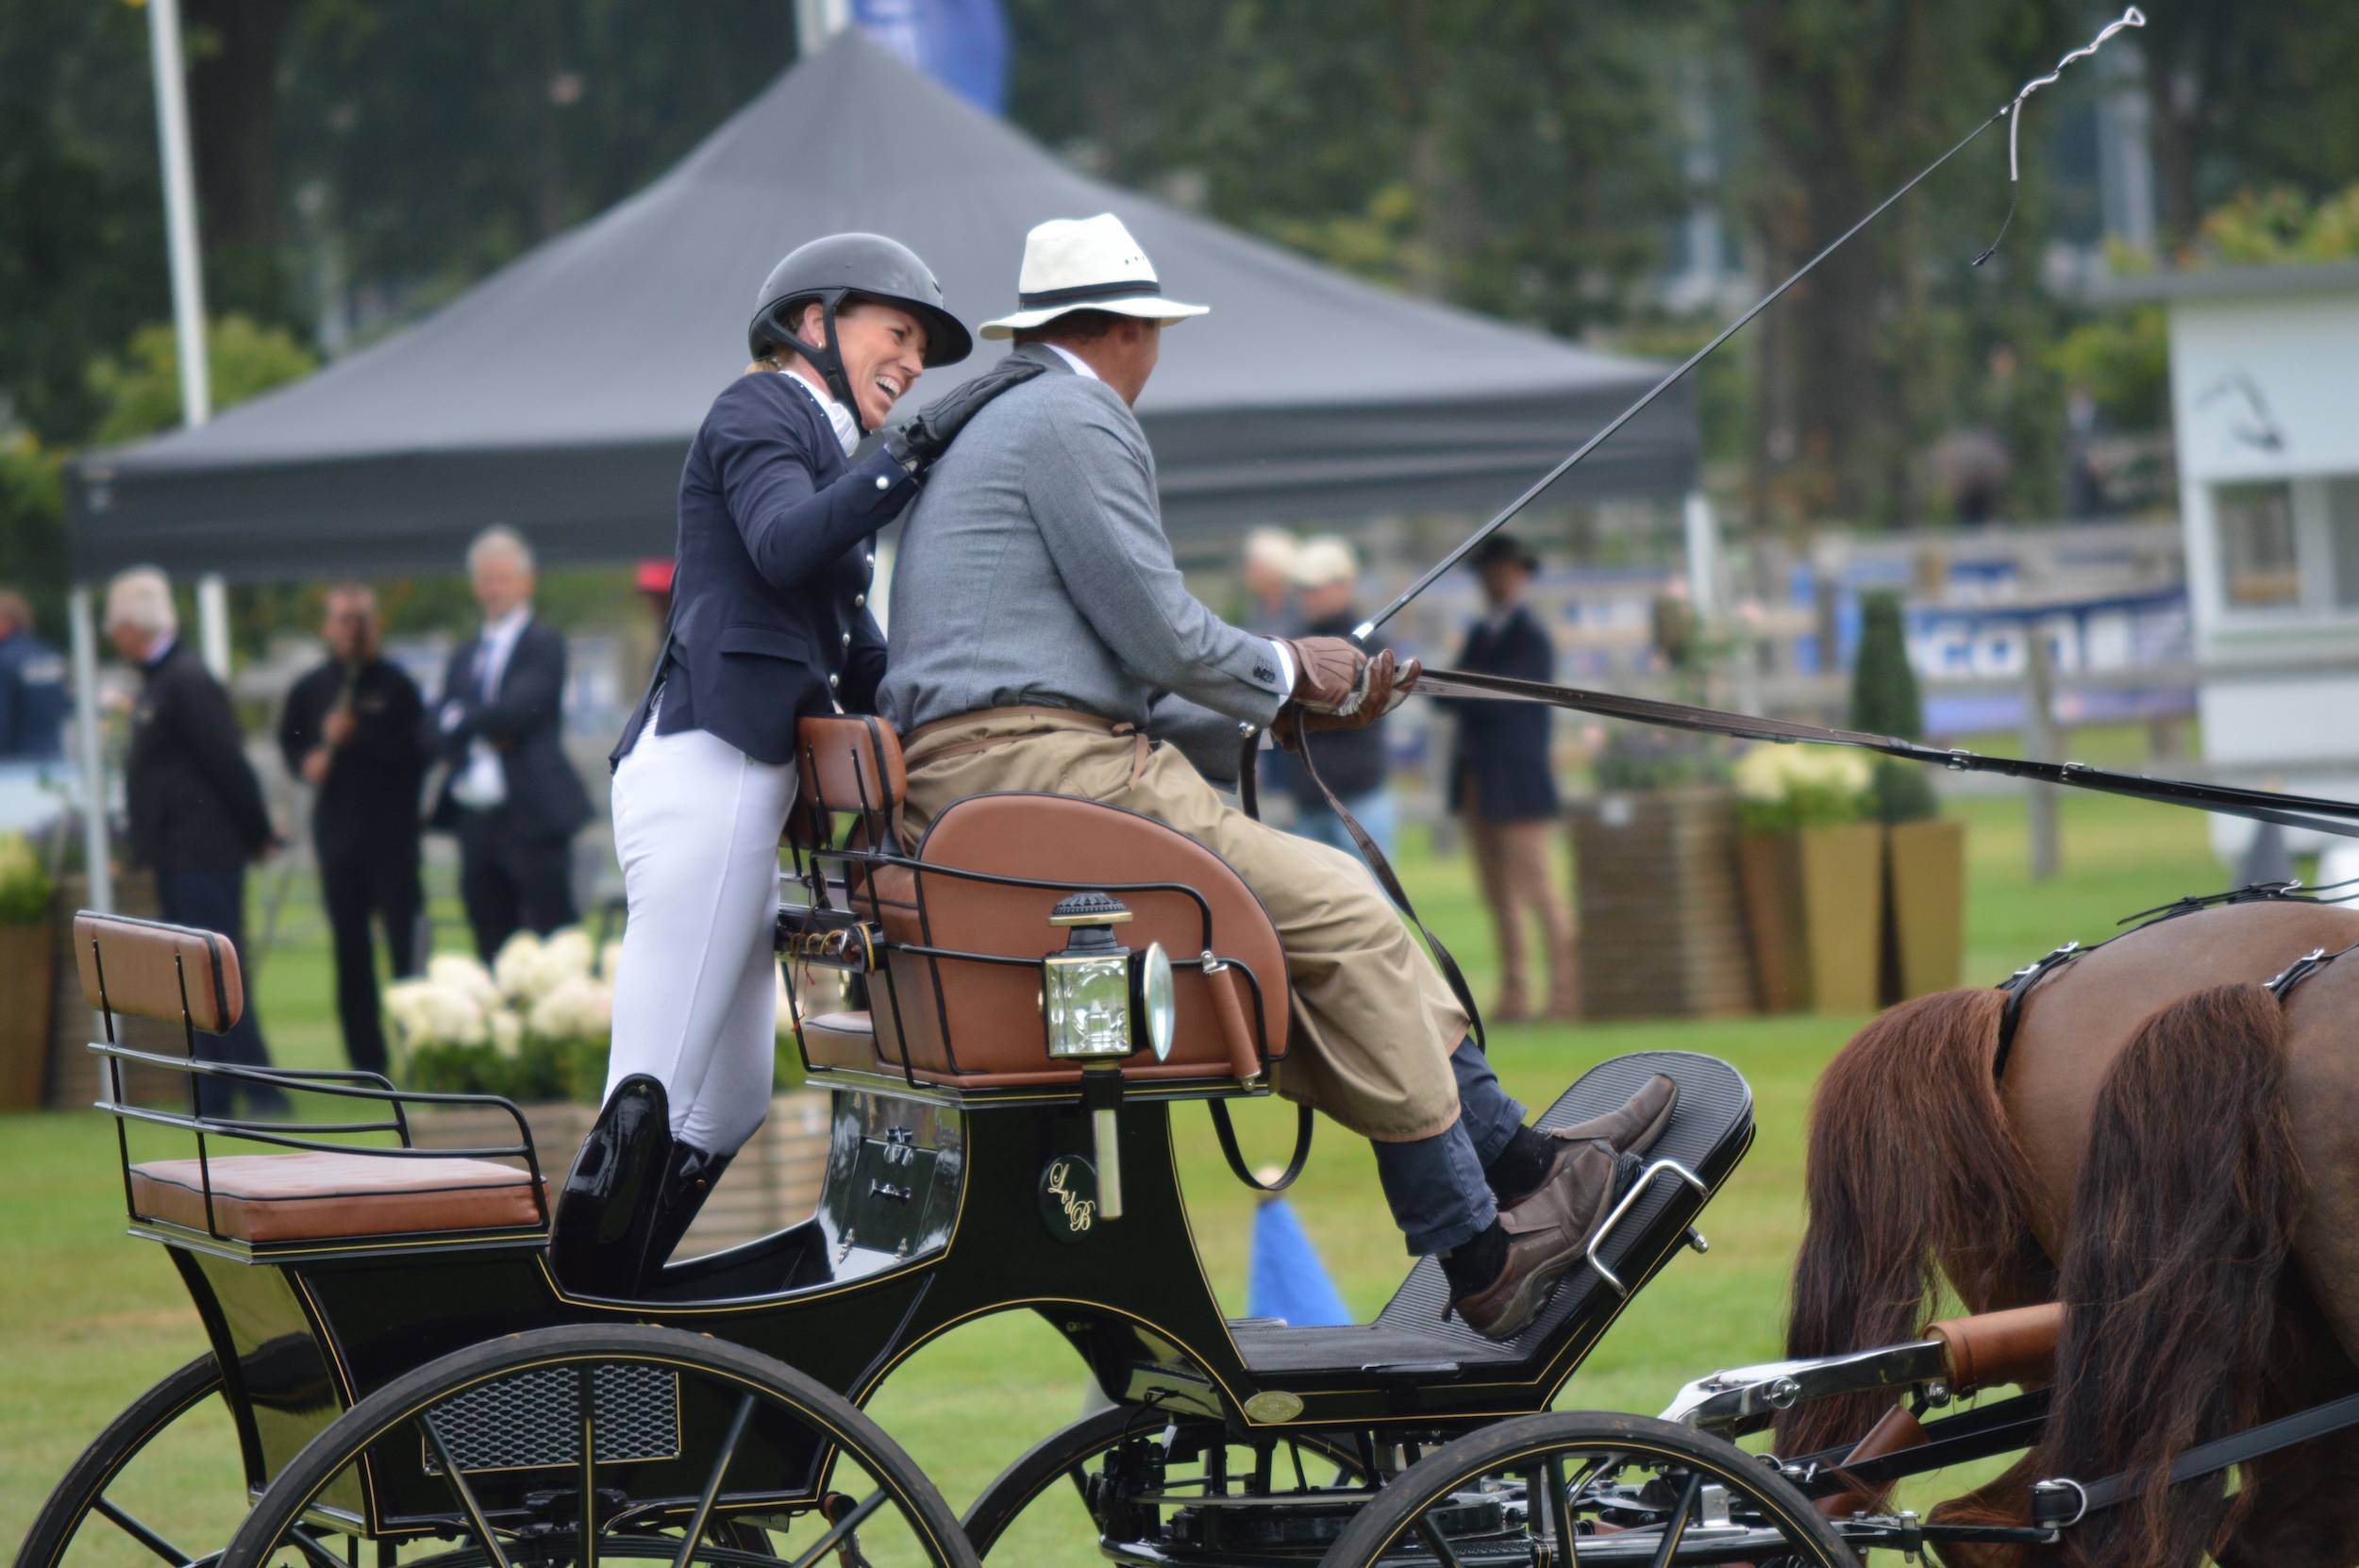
[75,912,244,1033]
[870,792,1290,1089]
[795,713,905,830]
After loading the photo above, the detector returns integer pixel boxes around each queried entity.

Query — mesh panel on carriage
[1229,1050,1752,1375]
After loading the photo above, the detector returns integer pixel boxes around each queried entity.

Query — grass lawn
[0,787,2228,1557]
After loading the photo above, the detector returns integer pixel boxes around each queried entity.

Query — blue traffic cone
[1246,1192,1351,1326]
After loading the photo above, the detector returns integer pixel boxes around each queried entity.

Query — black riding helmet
[747,233,973,435]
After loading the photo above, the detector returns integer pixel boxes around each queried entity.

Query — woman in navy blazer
[555,235,1039,1294]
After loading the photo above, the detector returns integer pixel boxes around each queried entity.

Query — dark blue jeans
[155,867,284,1117]
[1370,1039,1529,1255]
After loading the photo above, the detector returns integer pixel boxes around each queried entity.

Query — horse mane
[2031,982,2304,1568]
[1776,986,2049,1467]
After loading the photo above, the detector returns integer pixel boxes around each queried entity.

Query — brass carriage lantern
[1043,891,1177,1220]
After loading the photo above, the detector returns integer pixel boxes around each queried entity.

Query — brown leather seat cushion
[128,1153,545,1243]
[797,714,906,814]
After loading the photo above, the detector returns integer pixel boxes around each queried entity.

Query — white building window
[2209,474,2359,617]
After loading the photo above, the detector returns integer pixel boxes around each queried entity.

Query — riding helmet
[746,233,972,431]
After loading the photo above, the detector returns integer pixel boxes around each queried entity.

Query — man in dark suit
[278,584,427,1075]
[105,567,286,1115]
[1447,535,1577,1021]
[427,527,591,960]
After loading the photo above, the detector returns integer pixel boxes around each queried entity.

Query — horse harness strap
[1989,879,2331,1080]
[2265,936,2359,1000]
[2034,1388,2359,1530]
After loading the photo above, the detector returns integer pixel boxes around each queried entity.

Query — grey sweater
[879,345,1290,762]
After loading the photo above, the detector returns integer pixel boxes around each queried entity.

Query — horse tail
[1775,987,2045,1468]
[2033,982,2304,1568]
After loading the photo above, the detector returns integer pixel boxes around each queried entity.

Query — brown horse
[1773,898,2359,1568]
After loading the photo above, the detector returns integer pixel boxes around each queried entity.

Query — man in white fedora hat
[878,213,1675,1339]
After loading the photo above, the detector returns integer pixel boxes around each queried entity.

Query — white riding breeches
[606,709,796,1155]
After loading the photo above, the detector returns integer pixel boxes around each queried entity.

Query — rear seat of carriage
[787,713,1291,1092]
[79,913,547,1246]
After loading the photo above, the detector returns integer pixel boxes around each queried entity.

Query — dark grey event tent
[69,29,1695,582]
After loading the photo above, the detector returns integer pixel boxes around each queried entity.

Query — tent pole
[196,574,232,681]
[1681,489,1723,621]
[70,586,114,916]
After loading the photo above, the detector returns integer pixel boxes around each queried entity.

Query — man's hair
[467,525,535,576]
[325,580,376,613]
[104,567,177,637]
[1013,309,1129,347]
[1243,527,1297,578]
[0,589,29,633]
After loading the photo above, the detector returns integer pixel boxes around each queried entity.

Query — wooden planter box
[1568,789,1757,1020]
[1736,823,1886,1014]
[0,919,55,1109]
[407,1089,833,1257]
[1882,819,1966,1004]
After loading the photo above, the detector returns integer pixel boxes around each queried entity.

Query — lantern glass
[1044,951,1133,1059]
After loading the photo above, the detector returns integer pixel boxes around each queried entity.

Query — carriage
[16,712,2265,1568]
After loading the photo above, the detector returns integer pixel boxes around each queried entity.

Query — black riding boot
[636,1142,735,1291]
[549,1075,675,1296]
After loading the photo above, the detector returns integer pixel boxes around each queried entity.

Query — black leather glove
[883,357,1049,473]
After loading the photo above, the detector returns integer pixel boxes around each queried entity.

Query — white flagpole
[143,0,235,681]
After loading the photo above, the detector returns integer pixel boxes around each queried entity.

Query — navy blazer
[427,617,594,842]
[1445,603,1561,822]
[612,372,918,768]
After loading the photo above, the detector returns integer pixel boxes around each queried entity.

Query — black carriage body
[143,1051,1750,1539]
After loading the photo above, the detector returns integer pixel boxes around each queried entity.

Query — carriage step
[1228,1051,1751,1377]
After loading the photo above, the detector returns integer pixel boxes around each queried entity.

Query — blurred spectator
[277,584,427,1076]
[1240,526,1297,634]
[427,526,591,960]
[106,566,286,1115]
[1241,528,1301,817]
[1284,536,1395,861]
[0,589,68,759]
[626,558,675,685]
[1446,535,1576,1022]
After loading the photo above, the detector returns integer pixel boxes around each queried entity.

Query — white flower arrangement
[389,925,808,1100]
[1733,743,1875,832]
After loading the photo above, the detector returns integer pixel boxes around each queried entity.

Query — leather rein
[1410,665,2359,842]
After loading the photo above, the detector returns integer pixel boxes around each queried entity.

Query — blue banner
[854,0,1009,116]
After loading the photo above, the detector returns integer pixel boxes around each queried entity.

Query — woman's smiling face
[795,299,928,429]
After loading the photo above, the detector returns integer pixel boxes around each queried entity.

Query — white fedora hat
[979,213,1209,340]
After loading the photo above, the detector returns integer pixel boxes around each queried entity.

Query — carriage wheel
[1317,1411,1858,1568]
[962,1402,1373,1559]
[14,1353,243,1568]
[217,1325,977,1568]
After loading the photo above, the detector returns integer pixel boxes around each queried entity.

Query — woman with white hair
[550,235,1041,1297]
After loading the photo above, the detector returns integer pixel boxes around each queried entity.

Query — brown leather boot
[1453,1075,1680,1339]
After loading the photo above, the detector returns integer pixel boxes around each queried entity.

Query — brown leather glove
[1272,647,1421,750]
[1277,636,1373,715]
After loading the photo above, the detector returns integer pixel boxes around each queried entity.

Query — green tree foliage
[1848,589,1938,823]
[2049,305,2166,429]
[0,434,69,640]
[86,316,319,445]
[1005,0,1683,339]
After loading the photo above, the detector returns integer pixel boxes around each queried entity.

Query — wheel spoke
[95,1496,195,1566]
[1645,1474,1703,1568]
[1548,1457,1577,1568]
[1415,1514,1468,1568]
[672,1393,758,1568]
[416,1412,517,1568]
[784,1490,887,1568]
[285,1526,350,1568]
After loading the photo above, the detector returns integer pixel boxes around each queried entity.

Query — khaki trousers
[1467,816,1578,1016]
[900,709,1469,1142]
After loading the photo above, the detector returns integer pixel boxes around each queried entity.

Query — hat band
[1016,278,1168,309]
